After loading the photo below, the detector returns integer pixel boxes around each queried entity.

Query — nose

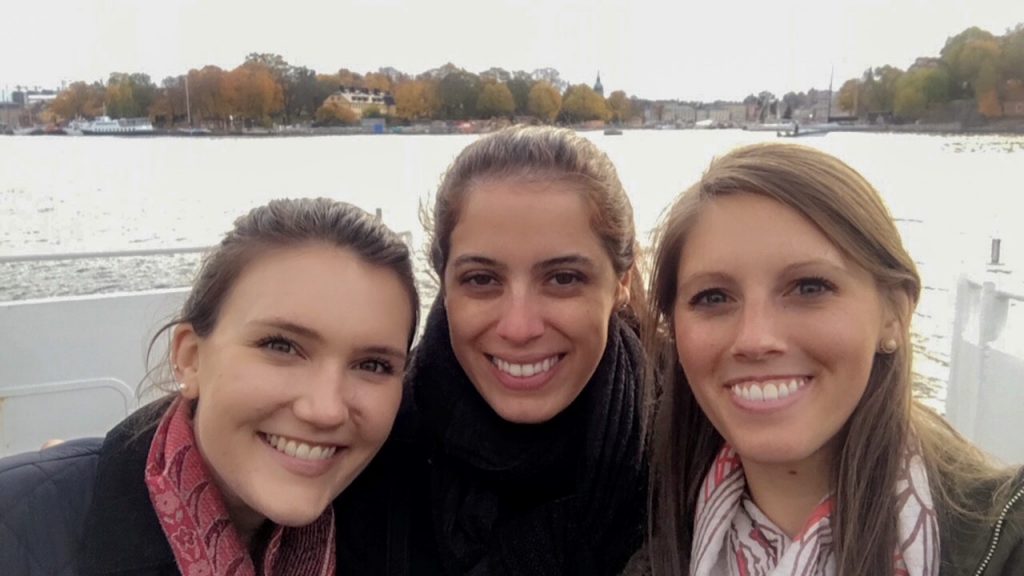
[495,288,545,344]
[293,365,351,428]
[731,298,785,361]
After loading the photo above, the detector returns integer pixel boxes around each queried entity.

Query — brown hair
[645,143,1009,575]
[428,125,648,332]
[146,197,419,393]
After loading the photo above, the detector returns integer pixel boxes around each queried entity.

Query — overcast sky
[2,0,1020,102]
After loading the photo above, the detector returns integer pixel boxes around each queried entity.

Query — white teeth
[731,379,807,403]
[777,383,790,399]
[492,355,560,378]
[749,386,764,402]
[265,434,337,461]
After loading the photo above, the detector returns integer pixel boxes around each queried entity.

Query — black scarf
[410,301,647,576]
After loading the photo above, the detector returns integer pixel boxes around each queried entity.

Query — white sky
[2,0,1021,102]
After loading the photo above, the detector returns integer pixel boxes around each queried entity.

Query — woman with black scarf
[336,126,650,575]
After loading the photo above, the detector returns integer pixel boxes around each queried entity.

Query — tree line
[835,24,1024,120]
[46,55,642,128]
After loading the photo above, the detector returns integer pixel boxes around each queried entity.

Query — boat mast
[827,66,834,122]
[185,74,192,127]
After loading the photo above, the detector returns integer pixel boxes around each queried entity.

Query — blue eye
[689,289,729,307]
[795,276,835,296]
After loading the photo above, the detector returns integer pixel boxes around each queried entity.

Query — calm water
[2,131,1024,406]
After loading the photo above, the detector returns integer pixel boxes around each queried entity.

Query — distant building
[323,86,396,117]
[593,73,604,97]
[1004,99,1024,117]
[909,57,943,72]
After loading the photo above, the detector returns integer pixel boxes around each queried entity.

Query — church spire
[593,72,604,97]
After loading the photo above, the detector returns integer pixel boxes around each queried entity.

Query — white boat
[74,116,156,135]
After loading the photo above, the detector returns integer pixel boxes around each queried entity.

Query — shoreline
[8,119,1024,137]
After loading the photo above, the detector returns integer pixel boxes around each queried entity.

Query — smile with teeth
[490,354,562,378]
[263,433,338,461]
[730,378,808,402]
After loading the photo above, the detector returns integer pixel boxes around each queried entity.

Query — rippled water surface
[3,131,1024,408]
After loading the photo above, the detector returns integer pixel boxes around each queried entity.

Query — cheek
[674,319,719,378]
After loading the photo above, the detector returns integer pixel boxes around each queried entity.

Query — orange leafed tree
[394,80,440,120]
[48,81,104,121]
[228,63,284,126]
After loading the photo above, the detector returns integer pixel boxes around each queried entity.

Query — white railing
[946,273,1024,465]
[0,288,188,456]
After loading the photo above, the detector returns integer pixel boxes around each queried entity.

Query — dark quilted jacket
[0,401,178,575]
[0,438,102,574]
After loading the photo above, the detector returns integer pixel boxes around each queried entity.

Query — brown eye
[549,271,584,286]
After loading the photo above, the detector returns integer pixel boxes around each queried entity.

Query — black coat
[0,401,179,575]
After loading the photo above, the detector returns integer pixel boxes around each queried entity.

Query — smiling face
[173,243,412,536]
[442,178,629,424]
[673,193,897,472]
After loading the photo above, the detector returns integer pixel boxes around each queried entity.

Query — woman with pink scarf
[0,198,420,576]
[639,144,1023,576]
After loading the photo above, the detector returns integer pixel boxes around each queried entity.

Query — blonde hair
[645,143,1010,575]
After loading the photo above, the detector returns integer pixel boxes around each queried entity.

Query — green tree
[559,84,610,123]
[941,27,1001,98]
[606,90,632,123]
[506,70,534,114]
[437,68,481,120]
[527,80,561,122]
[1001,24,1024,82]
[893,68,950,118]
[104,73,156,118]
[838,78,860,113]
[477,82,515,118]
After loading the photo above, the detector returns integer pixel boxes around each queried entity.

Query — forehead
[680,193,845,273]
[218,244,412,343]
[450,178,608,262]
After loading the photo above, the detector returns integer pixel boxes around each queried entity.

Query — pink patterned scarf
[691,444,939,576]
[145,397,336,576]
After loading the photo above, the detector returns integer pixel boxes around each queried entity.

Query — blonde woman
[643,143,1023,575]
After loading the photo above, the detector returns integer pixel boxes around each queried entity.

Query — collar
[79,399,177,575]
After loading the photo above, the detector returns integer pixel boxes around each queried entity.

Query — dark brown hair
[147,197,419,392]
[428,125,648,332]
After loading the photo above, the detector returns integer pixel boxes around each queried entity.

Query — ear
[616,269,633,310]
[880,288,912,345]
[171,323,202,400]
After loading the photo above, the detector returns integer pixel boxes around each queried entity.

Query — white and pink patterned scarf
[145,397,336,576]
[691,444,939,576]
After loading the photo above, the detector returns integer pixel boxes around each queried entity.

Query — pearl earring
[880,338,898,354]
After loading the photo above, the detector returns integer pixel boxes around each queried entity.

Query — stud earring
[880,338,898,354]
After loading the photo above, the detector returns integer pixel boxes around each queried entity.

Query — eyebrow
[251,319,408,363]
[251,318,325,343]
[679,258,848,287]
[450,253,597,272]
